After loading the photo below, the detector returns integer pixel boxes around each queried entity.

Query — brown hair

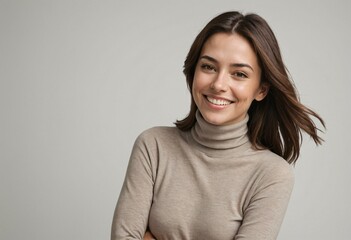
[175,11,325,164]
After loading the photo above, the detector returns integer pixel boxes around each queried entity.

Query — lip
[203,94,234,109]
[205,94,234,102]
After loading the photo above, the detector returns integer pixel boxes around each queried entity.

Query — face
[192,32,268,126]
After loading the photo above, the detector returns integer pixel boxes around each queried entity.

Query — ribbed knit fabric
[111,112,294,240]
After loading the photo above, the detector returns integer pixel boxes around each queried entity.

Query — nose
[211,71,228,92]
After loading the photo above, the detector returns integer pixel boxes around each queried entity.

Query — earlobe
[255,83,270,101]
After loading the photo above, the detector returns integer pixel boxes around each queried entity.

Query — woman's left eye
[233,72,248,78]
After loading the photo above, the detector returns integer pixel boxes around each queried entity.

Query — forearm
[234,163,294,239]
[111,133,156,239]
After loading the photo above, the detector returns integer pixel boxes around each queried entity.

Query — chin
[202,114,228,126]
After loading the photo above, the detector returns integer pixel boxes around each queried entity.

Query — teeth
[207,96,231,106]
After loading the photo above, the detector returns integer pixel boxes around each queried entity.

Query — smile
[205,96,233,106]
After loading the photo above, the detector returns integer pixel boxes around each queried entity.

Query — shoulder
[131,126,186,164]
[253,149,295,184]
[134,126,182,148]
[137,126,179,140]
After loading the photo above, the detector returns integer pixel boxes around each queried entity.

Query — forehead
[200,33,258,64]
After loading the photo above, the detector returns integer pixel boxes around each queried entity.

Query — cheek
[191,78,198,96]
[231,85,246,98]
[192,74,204,93]
[191,77,201,102]
[193,70,213,91]
[232,84,259,102]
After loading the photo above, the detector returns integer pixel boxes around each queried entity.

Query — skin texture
[192,33,268,126]
[143,231,155,240]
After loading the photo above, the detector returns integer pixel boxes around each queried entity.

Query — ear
[255,82,269,101]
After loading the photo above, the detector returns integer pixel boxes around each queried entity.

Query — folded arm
[111,132,156,239]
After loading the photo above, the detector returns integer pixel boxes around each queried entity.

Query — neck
[191,111,250,151]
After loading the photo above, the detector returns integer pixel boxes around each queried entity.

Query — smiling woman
[111,11,325,240]
[192,33,267,126]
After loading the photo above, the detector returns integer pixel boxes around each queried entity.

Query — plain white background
[1,0,350,239]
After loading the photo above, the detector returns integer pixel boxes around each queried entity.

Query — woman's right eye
[200,63,216,72]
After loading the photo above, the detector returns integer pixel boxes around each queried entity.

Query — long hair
[175,11,325,164]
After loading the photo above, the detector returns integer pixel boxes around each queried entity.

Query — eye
[200,63,216,72]
[232,71,248,79]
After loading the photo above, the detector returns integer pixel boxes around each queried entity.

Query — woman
[111,11,324,240]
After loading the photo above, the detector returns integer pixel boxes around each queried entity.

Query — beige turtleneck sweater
[111,112,294,240]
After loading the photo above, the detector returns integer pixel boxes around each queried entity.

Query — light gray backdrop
[1,0,350,239]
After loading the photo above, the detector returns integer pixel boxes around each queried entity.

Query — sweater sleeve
[234,160,294,240]
[111,131,156,240]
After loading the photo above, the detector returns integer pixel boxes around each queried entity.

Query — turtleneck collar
[190,111,250,151]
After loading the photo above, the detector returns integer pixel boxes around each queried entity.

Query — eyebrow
[199,55,254,72]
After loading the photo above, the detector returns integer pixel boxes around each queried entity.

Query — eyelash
[232,72,248,79]
[200,63,216,71]
[200,63,248,79]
